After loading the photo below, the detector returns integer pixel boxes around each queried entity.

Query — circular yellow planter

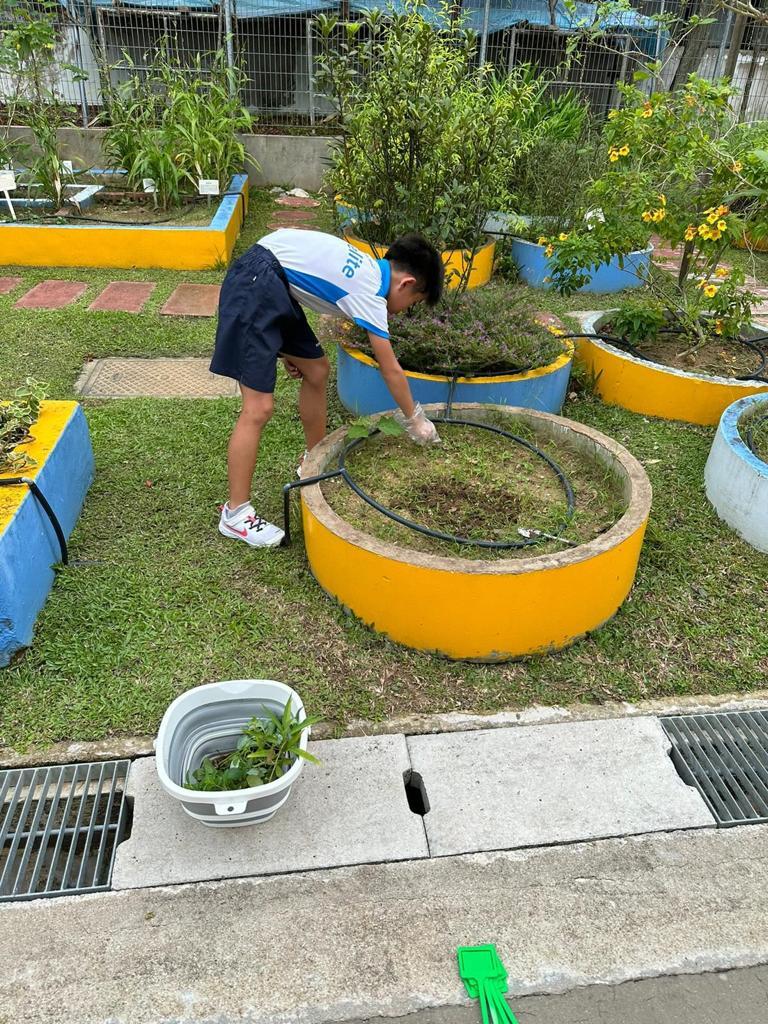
[735,232,768,253]
[575,312,768,426]
[344,232,496,290]
[300,404,651,662]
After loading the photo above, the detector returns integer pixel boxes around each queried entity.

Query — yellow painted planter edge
[575,310,768,427]
[302,404,651,573]
[340,335,574,386]
[0,401,79,533]
[0,174,249,270]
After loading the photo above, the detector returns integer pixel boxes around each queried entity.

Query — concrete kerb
[3,688,768,769]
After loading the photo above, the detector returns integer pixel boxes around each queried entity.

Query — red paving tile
[0,276,22,294]
[14,280,87,310]
[160,284,221,318]
[89,281,156,313]
[269,208,319,224]
[276,195,320,209]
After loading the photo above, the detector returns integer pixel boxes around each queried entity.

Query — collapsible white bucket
[155,679,310,827]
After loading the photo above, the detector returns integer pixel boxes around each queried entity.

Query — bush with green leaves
[185,705,321,792]
[315,2,547,265]
[345,284,564,376]
[101,47,253,209]
[0,378,47,473]
[0,0,85,205]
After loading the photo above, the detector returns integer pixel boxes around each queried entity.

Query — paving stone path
[4,195,324,319]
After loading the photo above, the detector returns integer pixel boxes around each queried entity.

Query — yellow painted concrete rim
[341,338,574,385]
[583,312,768,388]
[302,403,652,575]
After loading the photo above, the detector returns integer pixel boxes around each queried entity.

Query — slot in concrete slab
[112,734,428,889]
[75,357,239,398]
[88,281,156,313]
[14,280,87,309]
[160,283,220,317]
[408,717,714,857]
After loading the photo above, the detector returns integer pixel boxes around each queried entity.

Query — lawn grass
[1,199,767,750]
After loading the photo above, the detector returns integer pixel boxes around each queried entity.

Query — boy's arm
[368,333,440,444]
[368,334,416,419]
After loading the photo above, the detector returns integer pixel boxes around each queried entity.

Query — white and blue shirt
[259,229,390,339]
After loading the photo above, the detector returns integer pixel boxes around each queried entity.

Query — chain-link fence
[3,0,768,127]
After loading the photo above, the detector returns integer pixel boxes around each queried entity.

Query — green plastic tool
[457,945,520,1024]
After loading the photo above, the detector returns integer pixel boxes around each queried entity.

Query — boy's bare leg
[284,355,331,451]
[227,384,274,508]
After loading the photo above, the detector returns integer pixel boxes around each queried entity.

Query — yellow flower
[731,161,743,173]
[619,145,630,156]
[704,284,718,298]
[642,211,652,223]
[684,225,696,241]
[558,232,569,241]
[549,327,566,336]
[707,211,719,224]
[710,228,722,240]
[698,224,711,238]
[608,110,618,120]
[658,193,667,206]
[685,94,696,107]
[545,244,554,258]
[717,219,727,232]
[609,152,619,162]
[537,236,548,245]
[717,204,729,216]
[714,319,725,335]
[652,209,666,222]
[715,266,729,278]
[641,103,653,118]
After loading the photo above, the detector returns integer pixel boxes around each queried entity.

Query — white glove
[397,402,441,445]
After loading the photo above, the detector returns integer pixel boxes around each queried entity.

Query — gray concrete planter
[155,679,311,828]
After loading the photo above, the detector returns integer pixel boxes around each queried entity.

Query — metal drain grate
[0,760,131,902]
[663,711,768,826]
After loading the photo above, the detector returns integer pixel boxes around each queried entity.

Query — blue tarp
[73,0,657,33]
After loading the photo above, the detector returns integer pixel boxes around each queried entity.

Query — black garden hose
[0,477,68,564]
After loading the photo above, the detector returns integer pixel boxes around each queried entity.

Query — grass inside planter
[322,415,627,559]
[740,406,768,464]
[333,285,565,376]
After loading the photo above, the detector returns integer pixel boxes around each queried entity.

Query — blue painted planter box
[337,342,574,416]
[0,402,93,666]
[511,237,653,293]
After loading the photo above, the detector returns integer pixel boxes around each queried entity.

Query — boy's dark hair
[385,234,443,306]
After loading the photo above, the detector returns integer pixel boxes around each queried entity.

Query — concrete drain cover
[663,711,768,826]
[75,357,239,398]
[0,760,131,902]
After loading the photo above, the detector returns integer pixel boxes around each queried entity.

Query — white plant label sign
[198,178,220,196]
[142,178,156,193]
[0,169,17,191]
[62,160,74,174]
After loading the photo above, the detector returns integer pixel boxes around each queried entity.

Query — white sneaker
[218,503,284,548]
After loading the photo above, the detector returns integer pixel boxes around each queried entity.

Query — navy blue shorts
[210,244,323,393]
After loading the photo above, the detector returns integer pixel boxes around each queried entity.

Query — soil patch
[323,416,627,560]
[604,323,767,379]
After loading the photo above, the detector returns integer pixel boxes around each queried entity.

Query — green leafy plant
[610,297,668,347]
[347,415,405,439]
[100,45,254,209]
[0,0,86,205]
[185,705,322,792]
[0,378,47,473]
[315,2,547,286]
[343,285,564,376]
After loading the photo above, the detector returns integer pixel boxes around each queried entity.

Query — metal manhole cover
[75,357,239,398]
[0,760,131,902]
[662,711,768,826]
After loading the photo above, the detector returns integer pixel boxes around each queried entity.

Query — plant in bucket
[154,679,320,827]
